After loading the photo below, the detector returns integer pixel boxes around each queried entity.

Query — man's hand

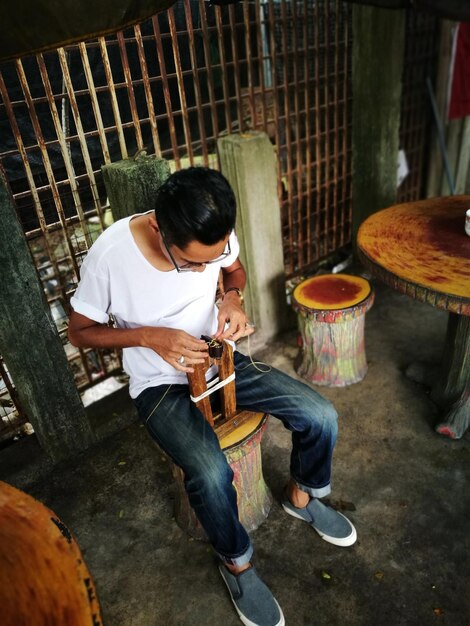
[215,292,255,342]
[141,327,208,373]
[68,311,208,373]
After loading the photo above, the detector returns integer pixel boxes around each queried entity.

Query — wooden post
[217,343,236,419]
[186,358,212,425]
[0,176,94,461]
[217,131,289,344]
[101,154,171,220]
[352,5,405,239]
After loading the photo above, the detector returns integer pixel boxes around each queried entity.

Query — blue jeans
[133,352,338,567]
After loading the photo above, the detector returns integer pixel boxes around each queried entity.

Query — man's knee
[300,393,338,436]
[321,400,338,429]
[185,451,233,495]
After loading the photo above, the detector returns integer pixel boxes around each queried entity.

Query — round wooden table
[357,196,470,439]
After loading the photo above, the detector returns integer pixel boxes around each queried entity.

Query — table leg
[432,314,470,439]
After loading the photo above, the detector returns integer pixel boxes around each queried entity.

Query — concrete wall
[0,176,94,461]
[352,5,406,238]
[218,132,289,345]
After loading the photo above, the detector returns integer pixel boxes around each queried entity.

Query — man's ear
[148,214,159,234]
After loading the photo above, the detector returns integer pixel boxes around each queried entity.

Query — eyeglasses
[159,229,231,273]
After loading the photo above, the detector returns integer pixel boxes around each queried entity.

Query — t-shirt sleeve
[220,230,240,268]
[70,254,111,324]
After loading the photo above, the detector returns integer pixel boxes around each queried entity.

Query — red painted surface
[301,276,362,306]
[422,275,449,284]
[436,425,457,439]
[427,215,470,259]
[357,197,470,312]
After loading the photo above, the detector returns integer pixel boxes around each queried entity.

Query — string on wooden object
[145,328,271,424]
[234,330,271,374]
[190,372,236,403]
[145,384,173,424]
[207,325,271,374]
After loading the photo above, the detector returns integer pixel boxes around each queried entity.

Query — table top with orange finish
[357,196,470,316]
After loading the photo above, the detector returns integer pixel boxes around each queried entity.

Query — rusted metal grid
[0,357,30,447]
[271,0,353,277]
[398,9,439,203]
[0,0,353,433]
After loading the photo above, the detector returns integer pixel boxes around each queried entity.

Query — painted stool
[172,340,272,540]
[292,273,374,387]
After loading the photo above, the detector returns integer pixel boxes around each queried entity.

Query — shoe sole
[282,502,357,547]
[219,566,285,626]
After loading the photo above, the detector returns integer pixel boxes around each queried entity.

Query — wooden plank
[217,343,236,420]
[187,360,213,425]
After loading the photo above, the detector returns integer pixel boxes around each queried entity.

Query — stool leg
[224,424,272,532]
[297,315,368,386]
[171,465,207,540]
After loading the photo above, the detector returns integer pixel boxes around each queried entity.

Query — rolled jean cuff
[293,478,331,499]
[217,542,253,568]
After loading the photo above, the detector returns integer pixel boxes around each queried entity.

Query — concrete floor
[1,283,469,626]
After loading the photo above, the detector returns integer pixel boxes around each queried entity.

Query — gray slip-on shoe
[218,565,285,626]
[282,495,357,547]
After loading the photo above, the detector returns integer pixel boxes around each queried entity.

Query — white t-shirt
[71,213,240,398]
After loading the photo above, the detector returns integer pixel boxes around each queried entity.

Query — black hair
[154,167,237,249]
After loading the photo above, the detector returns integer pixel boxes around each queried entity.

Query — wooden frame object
[187,341,263,440]
[173,339,272,539]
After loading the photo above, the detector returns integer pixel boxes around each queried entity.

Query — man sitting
[68,167,356,626]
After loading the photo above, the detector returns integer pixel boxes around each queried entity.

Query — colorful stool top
[292,274,374,322]
[218,411,267,450]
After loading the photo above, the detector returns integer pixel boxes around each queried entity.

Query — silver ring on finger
[178,355,185,365]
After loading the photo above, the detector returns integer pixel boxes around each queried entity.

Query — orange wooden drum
[292,274,374,387]
[0,481,102,626]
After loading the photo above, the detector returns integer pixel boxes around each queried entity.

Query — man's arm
[221,258,246,293]
[68,311,208,373]
[215,259,254,341]
[68,311,144,350]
